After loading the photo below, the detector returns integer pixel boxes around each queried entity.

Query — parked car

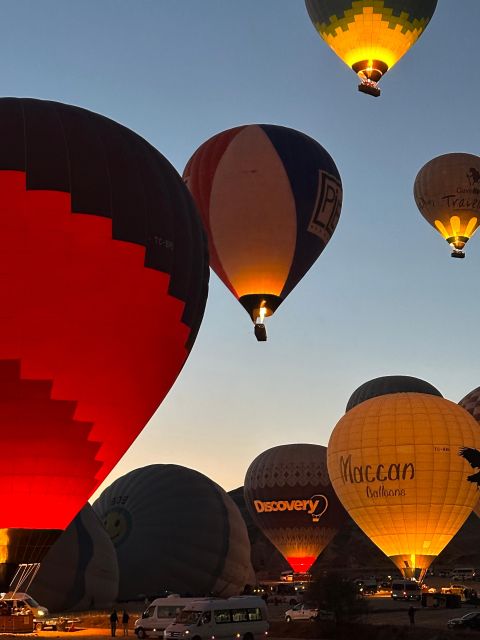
[285,603,318,622]
[284,604,334,623]
[447,611,480,630]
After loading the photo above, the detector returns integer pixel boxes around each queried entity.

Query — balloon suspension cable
[9,563,41,595]
[358,78,381,97]
[254,305,267,342]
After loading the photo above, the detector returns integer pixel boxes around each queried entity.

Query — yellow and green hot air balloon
[327,393,480,581]
[414,153,480,259]
[305,1,438,96]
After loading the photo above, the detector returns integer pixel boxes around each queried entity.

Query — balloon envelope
[0,98,208,588]
[244,444,348,573]
[305,1,437,94]
[414,153,480,257]
[328,393,480,580]
[459,387,480,518]
[346,375,442,412]
[30,504,118,612]
[93,465,254,600]
[183,124,342,323]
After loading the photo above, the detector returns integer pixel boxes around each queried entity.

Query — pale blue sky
[2,1,479,497]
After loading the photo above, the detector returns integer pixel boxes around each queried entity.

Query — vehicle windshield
[462,613,478,620]
[24,597,40,607]
[157,607,179,618]
[405,584,420,592]
[176,610,202,625]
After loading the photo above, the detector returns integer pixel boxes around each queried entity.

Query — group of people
[110,609,130,637]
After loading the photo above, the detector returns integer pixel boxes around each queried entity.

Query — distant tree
[306,572,368,623]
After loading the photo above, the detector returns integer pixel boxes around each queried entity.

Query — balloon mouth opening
[238,294,283,323]
[447,236,468,258]
[390,553,436,583]
[353,60,388,97]
[286,556,315,574]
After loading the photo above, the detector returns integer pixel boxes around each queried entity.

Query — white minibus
[450,568,475,581]
[134,596,200,639]
[164,596,268,640]
[391,580,422,601]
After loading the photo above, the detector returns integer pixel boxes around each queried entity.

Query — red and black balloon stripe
[0,98,209,537]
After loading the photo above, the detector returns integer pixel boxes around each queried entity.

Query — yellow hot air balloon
[414,153,480,258]
[327,393,480,581]
[305,1,438,96]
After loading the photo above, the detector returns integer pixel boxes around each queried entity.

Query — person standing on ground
[122,610,130,636]
[408,606,416,625]
[110,608,119,637]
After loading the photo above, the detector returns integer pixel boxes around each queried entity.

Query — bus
[134,595,200,638]
[164,596,268,640]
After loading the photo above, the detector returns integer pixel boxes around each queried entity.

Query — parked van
[0,592,49,619]
[391,581,422,601]
[134,596,200,638]
[164,596,268,640]
[450,568,476,581]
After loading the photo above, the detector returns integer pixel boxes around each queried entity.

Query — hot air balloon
[305,1,438,97]
[0,98,209,591]
[346,375,442,412]
[327,393,480,581]
[30,504,119,613]
[183,125,342,341]
[244,444,348,574]
[92,465,254,600]
[459,387,480,423]
[414,153,480,258]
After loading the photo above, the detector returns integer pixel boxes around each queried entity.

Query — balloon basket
[254,323,267,342]
[358,81,380,97]
[451,249,465,258]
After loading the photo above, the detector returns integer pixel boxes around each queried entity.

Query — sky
[3,1,480,500]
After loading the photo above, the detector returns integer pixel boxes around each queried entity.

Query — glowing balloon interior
[305,0,438,96]
[244,444,348,573]
[184,124,342,340]
[0,98,209,589]
[414,153,480,258]
[327,393,480,581]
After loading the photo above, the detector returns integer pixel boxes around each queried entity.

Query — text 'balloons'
[327,393,480,581]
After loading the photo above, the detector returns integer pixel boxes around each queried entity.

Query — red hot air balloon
[183,125,342,341]
[0,98,209,590]
[244,444,347,574]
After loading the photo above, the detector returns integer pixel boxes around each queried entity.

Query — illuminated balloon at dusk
[414,153,480,258]
[244,444,348,573]
[305,0,438,96]
[0,98,209,590]
[183,125,342,341]
[327,393,480,581]
[346,375,442,412]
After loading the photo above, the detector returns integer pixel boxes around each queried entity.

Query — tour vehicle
[391,580,422,601]
[0,592,48,619]
[164,596,268,640]
[450,568,476,581]
[134,595,200,638]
